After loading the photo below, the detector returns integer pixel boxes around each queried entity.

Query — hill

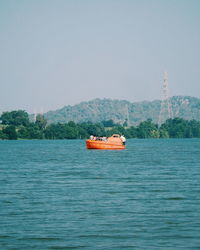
[44,96,200,126]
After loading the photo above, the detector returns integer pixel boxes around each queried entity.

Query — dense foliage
[1,110,30,126]
[1,110,200,140]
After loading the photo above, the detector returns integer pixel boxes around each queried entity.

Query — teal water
[0,139,200,249]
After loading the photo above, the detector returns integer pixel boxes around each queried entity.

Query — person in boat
[120,135,126,145]
[90,135,97,140]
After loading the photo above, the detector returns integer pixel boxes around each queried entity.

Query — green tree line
[1,110,200,140]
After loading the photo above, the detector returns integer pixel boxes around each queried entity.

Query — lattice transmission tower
[158,72,173,125]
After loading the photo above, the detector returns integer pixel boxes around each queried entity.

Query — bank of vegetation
[0,110,200,140]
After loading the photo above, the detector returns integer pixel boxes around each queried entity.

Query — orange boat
[86,134,126,150]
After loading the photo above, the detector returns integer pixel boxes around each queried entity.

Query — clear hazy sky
[0,0,200,113]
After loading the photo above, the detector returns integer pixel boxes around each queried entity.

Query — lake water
[0,139,200,249]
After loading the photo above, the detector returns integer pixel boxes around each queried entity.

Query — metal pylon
[158,72,173,125]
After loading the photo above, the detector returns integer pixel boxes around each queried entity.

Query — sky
[0,0,200,113]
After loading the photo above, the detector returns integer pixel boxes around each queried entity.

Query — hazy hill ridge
[44,96,200,126]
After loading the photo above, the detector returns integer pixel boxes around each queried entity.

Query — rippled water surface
[0,139,200,249]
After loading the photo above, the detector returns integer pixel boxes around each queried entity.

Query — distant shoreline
[1,110,200,140]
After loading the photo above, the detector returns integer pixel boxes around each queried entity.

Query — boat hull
[86,140,125,150]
